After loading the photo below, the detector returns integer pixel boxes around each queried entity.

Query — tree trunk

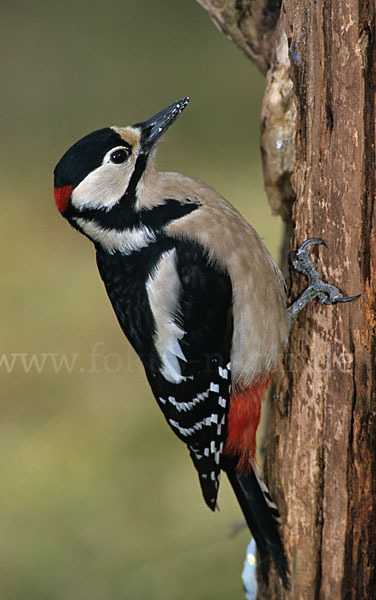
[196,1,376,598]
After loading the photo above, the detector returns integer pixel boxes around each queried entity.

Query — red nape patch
[223,377,271,474]
[54,185,73,213]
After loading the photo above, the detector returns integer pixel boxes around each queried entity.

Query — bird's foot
[287,238,360,318]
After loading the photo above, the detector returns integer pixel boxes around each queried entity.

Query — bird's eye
[109,148,130,164]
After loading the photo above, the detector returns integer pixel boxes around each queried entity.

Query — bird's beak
[136,97,190,150]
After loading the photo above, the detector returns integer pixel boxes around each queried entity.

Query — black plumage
[97,236,233,509]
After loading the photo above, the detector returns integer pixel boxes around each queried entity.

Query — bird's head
[53,98,190,222]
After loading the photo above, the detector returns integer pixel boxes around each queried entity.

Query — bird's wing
[144,239,233,510]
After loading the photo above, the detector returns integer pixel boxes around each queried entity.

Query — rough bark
[195,0,282,73]
[260,18,296,273]
[197,1,376,598]
[264,3,376,598]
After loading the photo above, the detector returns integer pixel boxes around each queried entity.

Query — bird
[53,97,357,588]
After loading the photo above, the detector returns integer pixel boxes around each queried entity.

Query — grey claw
[287,239,360,317]
[333,294,361,304]
[299,238,326,252]
[290,238,325,277]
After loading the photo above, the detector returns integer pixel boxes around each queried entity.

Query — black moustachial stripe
[140,200,200,230]
[66,197,200,234]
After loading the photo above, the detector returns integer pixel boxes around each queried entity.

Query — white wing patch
[146,248,187,383]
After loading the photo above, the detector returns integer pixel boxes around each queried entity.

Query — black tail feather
[225,464,289,589]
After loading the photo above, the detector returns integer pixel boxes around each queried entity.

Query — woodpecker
[54,98,357,588]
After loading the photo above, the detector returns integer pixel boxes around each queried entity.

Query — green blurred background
[1,2,283,598]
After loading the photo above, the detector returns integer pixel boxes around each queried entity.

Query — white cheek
[71,162,134,211]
